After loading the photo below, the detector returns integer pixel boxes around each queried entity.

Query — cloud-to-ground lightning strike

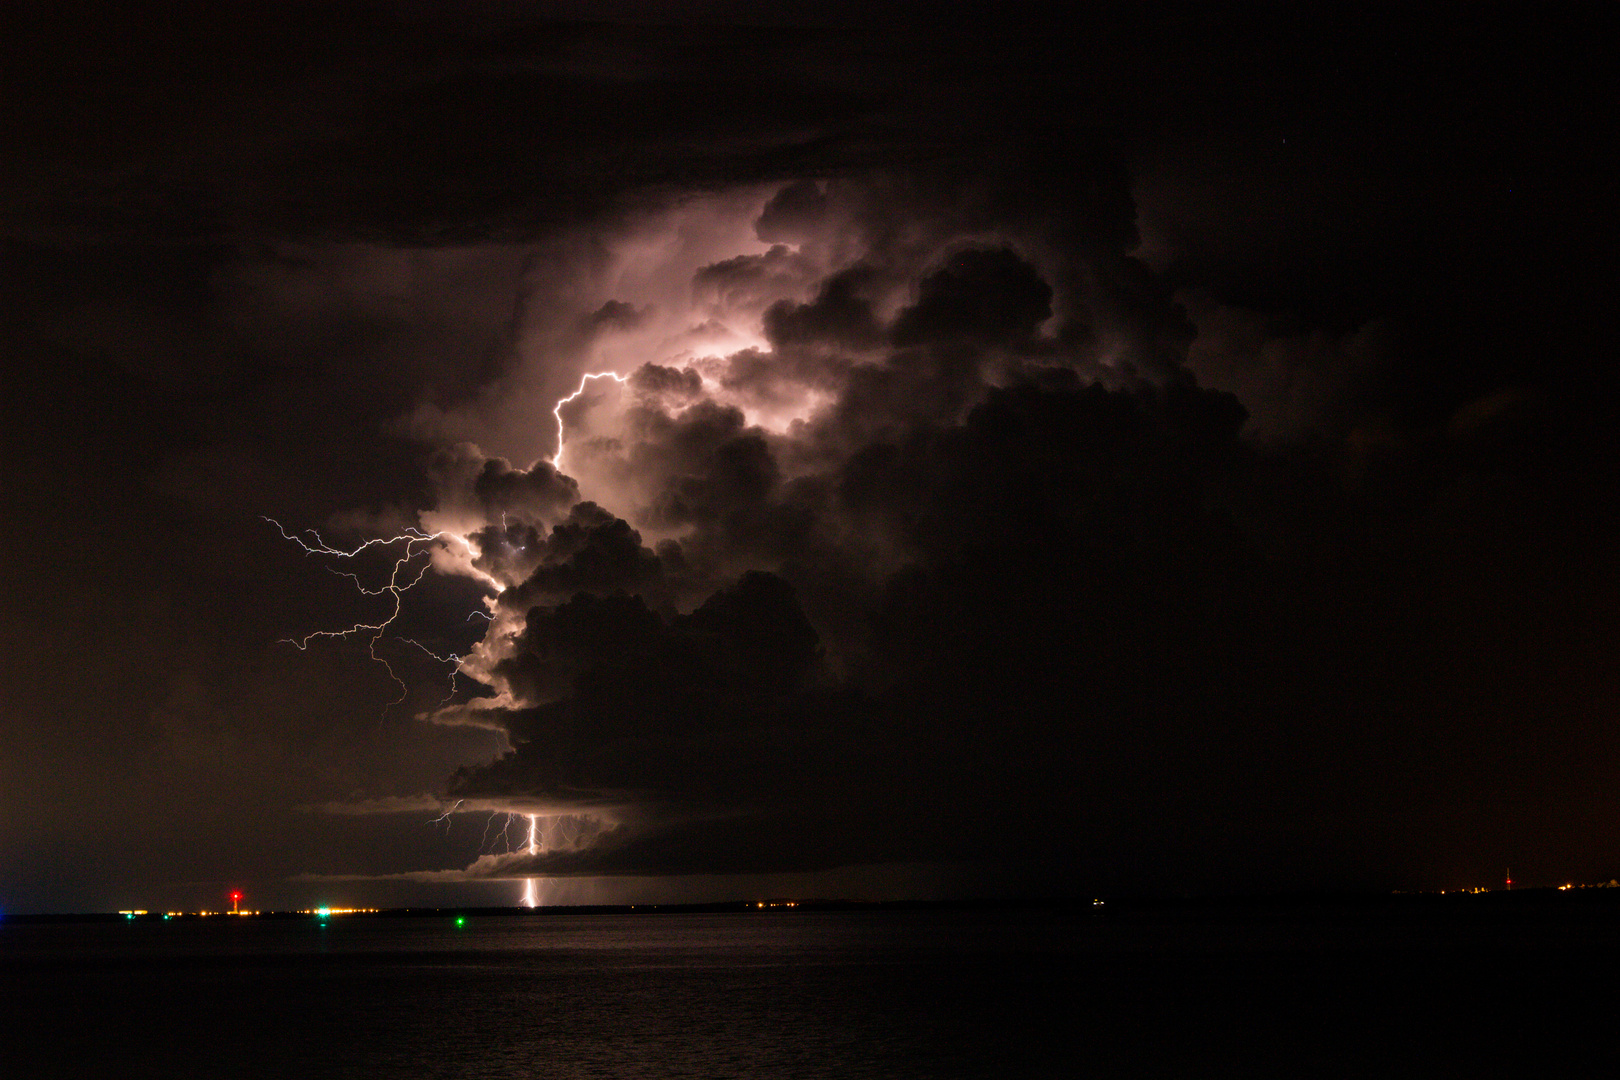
[523,814,539,907]
[272,374,632,904]
[551,370,628,469]
[427,804,549,905]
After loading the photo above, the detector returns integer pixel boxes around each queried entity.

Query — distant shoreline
[7,887,1620,923]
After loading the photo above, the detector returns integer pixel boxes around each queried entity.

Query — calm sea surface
[3,902,1615,1078]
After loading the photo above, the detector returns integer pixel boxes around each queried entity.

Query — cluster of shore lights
[1428,878,1620,894]
[755,900,799,908]
[301,907,380,917]
[119,910,266,918]
[116,907,385,919]
[180,909,261,916]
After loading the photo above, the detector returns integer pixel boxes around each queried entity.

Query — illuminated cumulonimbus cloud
[302,161,1245,886]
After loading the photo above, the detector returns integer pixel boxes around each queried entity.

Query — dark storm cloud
[497,502,668,612]
[693,246,817,313]
[753,179,829,245]
[455,571,837,830]
[2,3,960,249]
[467,455,580,522]
[445,372,1290,885]
[1179,290,1397,444]
[629,363,704,404]
[438,221,1285,885]
[582,300,648,335]
[889,247,1052,348]
[762,264,885,351]
[5,2,1614,911]
[648,433,780,531]
[437,113,1618,890]
[493,570,821,734]
[427,443,579,531]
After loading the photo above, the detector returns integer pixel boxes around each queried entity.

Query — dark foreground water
[4,899,1616,1078]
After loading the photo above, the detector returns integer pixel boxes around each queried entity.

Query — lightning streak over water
[523,814,539,907]
[271,375,627,902]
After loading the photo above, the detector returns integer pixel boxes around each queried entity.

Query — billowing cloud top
[10,5,1609,910]
[387,168,1285,887]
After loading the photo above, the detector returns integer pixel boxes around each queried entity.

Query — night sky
[3,3,1615,913]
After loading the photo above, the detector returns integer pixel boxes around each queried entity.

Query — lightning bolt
[429,799,464,829]
[269,372,626,706]
[523,813,539,907]
[400,637,468,708]
[264,517,480,711]
[476,812,496,851]
[552,370,628,470]
[416,802,552,907]
[270,374,635,904]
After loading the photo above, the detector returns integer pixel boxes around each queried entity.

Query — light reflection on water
[4,907,1614,1078]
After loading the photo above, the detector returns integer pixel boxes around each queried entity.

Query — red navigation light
[231,892,241,900]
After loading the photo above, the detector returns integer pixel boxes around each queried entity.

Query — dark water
[3,902,1616,1078]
